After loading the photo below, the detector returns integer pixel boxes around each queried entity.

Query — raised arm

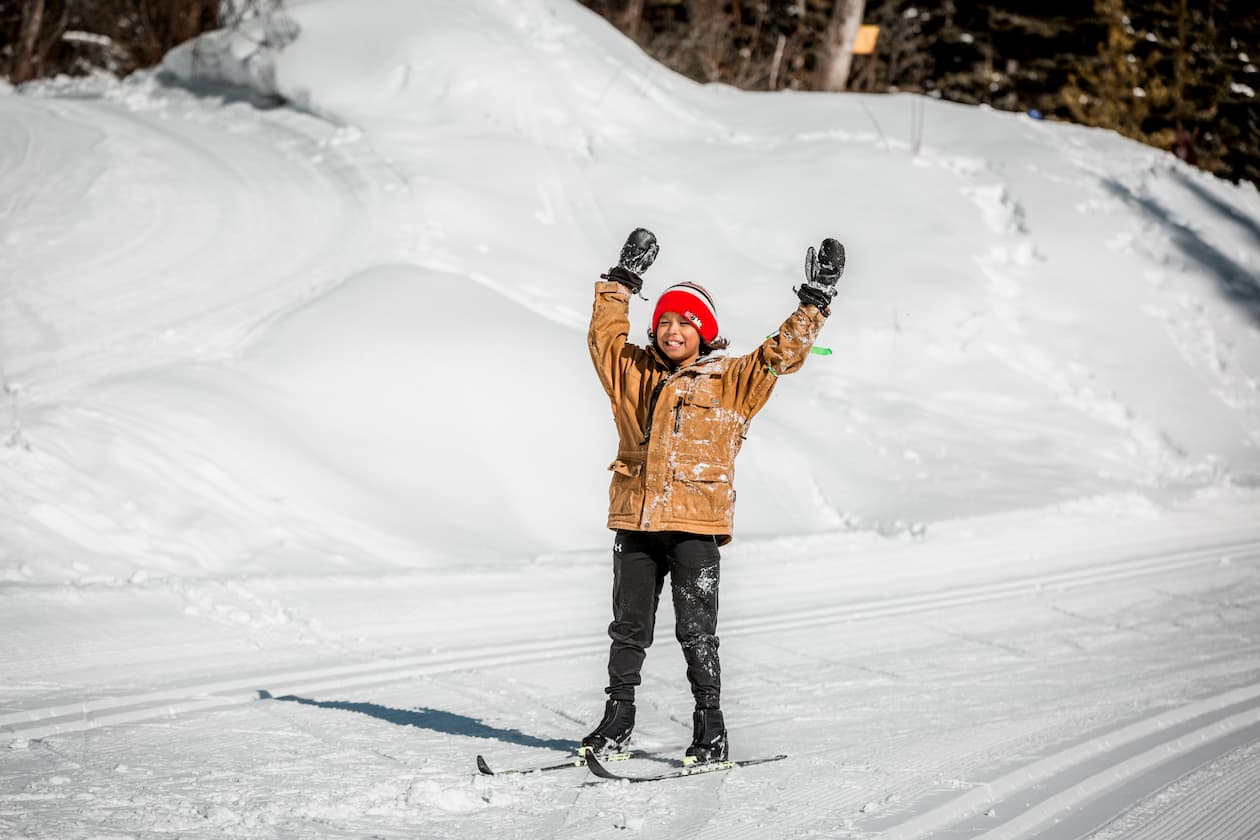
[727,238,845,417]
[587,228,659,400]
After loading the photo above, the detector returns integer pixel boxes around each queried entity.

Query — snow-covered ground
[3,0,1260,837]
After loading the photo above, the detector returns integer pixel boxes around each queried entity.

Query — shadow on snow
[1171,168,1260,252]
[1101,176,1260,328]
[258,690,577,751]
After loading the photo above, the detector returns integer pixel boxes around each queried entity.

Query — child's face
[656,311,702,366]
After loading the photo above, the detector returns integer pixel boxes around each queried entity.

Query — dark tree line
[0,0,271,82]
[2,0,1256,184]
[580,0,1260,186]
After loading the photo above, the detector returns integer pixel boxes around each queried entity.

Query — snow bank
[2,0,1259,582]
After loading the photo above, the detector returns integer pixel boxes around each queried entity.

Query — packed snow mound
[162,0,703,138]
[2,0,1259,582]
[236,264,611,555]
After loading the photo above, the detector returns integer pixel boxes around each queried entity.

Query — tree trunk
[769,32,786,90]
[817,0,866,91]
[1173,0,1188,119]
[620,0,645,40]
[12,0,48,83]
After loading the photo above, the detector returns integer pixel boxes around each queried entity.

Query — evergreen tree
[4,0,1256,185]
[1060,0,1171,140]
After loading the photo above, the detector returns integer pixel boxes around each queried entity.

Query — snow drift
[2,0,1259,585]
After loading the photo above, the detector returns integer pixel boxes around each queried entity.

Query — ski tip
[475,755,494,775]
[582,749,619,779]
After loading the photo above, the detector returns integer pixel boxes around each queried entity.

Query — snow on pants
[605,529,721,709]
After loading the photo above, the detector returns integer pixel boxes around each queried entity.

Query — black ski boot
[684,707,728,765]
[580,699,635,755]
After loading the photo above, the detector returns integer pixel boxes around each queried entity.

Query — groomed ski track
[4,534,1258,742]
[4,529,1260,839]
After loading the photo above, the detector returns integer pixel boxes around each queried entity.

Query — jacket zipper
[641,358,703,444]
[640,378,671,444]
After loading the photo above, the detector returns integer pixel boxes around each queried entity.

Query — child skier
[582,228,844,764]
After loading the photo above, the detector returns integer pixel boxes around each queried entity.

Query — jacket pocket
[677,384,736,447]
[671,463,735,526]
[683,386,722,408]
[607,460,643,515]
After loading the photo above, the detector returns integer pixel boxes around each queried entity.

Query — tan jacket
[588,280,828,545]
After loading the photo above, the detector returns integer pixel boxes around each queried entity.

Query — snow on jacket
[588,280,827,545]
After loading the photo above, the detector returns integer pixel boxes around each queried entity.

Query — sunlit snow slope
[2,0,1259,584]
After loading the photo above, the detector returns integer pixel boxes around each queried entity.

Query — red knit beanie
[652,282,721,346]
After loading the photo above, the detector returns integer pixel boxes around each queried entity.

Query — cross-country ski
[475,751,634,776]
[583,750,789,784]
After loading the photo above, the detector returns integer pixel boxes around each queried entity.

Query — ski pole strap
[765,334,833,356]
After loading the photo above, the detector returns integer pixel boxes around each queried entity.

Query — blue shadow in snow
[1102,176,1260,327]
[1170,168,1260,251]
[258,690,577,752]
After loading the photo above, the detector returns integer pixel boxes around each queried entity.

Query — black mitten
[796,237,845,312]
[600,228,658,295]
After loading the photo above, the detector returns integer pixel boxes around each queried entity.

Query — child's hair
[704,336,731,352]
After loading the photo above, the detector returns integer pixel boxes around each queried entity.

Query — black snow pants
[604,529,721,709]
